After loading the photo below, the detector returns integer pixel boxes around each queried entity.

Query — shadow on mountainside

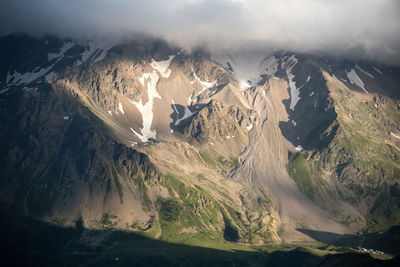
[297,226,400,256]
[0,215,323,267]
[169,103,207,130]
[2,216,399,267]
[296,228,356,244]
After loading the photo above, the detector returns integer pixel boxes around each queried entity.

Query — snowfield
[150,55,175,78]
[282,55,300,110]
[128,56,174,142]
[346,69,369,94]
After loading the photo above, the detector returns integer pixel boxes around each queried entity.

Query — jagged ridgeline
[0,34,399,250]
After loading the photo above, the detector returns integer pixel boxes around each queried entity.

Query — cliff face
[0,35,399,245]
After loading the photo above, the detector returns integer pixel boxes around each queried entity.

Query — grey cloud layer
[1,0,399,64]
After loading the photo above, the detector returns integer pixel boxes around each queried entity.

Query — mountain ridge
[0,34,399,249]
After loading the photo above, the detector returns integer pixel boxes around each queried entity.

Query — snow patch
[0,88,10,94]
[93,50,108,63]
[356,64,374,78]
[346,69,369,94]
[108,110,112,116]
[47,42,75,61]
[150,55,175,78]
[173,99,195,126]
[309,91,315,96]
[373,66,382,75]
[78,41,112,64]
[292,120,297,126]
[7,64,54,85]
[190,70,217,104]
[118,102,125,114]
[7,41,78,85]
[296,145,304,151]
[246,124,253,131]
[282,55,300,110]
[45,71,56,81]
[239,80,251,90]
[129,71,161,142]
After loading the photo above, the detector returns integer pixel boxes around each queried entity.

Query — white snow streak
[173,99,195,126]
[7,42,76,86]
[189,70,217,104]
[0,88,10,94]
[47,42,75,61]
[93,50,108,63]
[130,71,161,142]
[45,71,56,81]
[118,102,125,114]
[373,66,382,75]
[78,41,112,64]
[282,55,300,110]
[346,69,369,94]
[246,124,253,131]
[7,65,54,85]
[356,64,374,78]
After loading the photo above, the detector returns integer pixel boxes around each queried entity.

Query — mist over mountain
[1,0,400,64]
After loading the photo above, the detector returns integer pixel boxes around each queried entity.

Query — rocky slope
[0,34,399,247]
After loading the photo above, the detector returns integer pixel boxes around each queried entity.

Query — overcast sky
[1,0,399,64]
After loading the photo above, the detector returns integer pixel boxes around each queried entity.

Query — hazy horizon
[1,0,399,64]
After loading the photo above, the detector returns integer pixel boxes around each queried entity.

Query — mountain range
[1,34,399,266]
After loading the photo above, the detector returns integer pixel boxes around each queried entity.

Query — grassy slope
[288,71,400,232]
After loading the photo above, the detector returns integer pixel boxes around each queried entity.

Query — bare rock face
[0,34,400,245]
[181,100,257,144]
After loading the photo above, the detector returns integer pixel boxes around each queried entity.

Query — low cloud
[1,0,399,64]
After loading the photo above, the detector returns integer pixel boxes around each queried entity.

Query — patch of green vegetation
[99,213,117,228]
[229,155,239,167]
[367,191,400,232]
[198,149,217,167]
[157,198,182,224]
[287,153,315,200]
